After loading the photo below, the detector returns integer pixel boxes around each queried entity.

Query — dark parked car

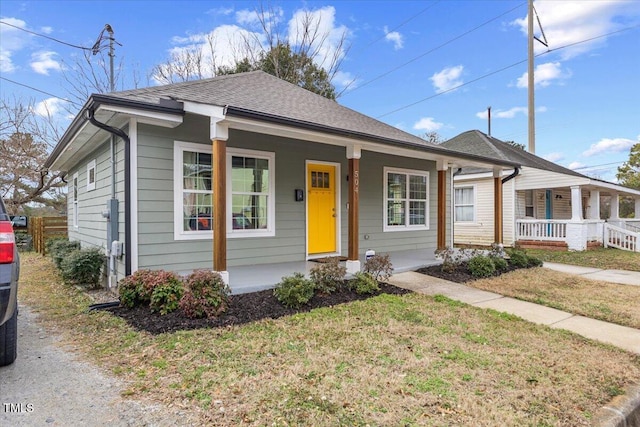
[0,198,19,366]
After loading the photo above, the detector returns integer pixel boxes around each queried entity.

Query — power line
[345,2,526,95]
[364,1,440,49]
[0,20,93,51]
[376,24,640,119]
[0,76,82,108]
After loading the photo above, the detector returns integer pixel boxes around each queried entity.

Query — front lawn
[526,247,640,271]
[18,253,640,426]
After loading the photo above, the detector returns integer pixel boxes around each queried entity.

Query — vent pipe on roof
[487,106,491,136]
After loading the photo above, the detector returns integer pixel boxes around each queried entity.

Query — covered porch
[515,183,640,252]
[227,248,440,294]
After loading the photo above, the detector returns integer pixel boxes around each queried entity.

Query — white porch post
[567,185,586,250]
[636,198,640,219]
[588,190,600,219]
[570,186,583,221]
[610,192,620,220]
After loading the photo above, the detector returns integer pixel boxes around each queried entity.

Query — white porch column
[610,192,620,220]
[636,198,640,219]
[588,190,600,219]
[570,186,583,221]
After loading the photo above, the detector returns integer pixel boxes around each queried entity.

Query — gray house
[44,71,520,293]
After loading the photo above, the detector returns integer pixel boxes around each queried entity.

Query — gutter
[87,108,132,276]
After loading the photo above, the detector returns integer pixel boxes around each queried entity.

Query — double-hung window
[384,167,429,231]
[173,141,275,240]
[525,190,535,217]
[454,186,475,222]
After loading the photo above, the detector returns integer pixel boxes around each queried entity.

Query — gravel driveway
[0,304,200,426]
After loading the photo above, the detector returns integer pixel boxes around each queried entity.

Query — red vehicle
[0,198,19,366]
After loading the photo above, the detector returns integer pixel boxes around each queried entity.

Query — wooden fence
[29,216,68,255]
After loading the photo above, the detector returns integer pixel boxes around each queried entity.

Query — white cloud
[383,26,403,50]
[430,65,463,94]
[413,117,444,132]
[476,106,547,120]
[332,70,356,89]
[543,152,564,162]
[236,7,283,28]
[30,51,62,75]
[0,18,29,73]
[40,26,53,34]
[582,137,637,157]
[516,62,571,88]
[512,1,640,60]
[207,6,234,16]
[33,97,68,117]
[288,6,349,71]
[568,161,585,170]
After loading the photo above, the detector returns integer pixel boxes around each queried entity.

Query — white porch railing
[608,219,640,233]
[604,223,639,252]
[516,219,569,241]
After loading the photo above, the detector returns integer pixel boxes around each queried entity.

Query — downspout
[502,167,519,184]
[453,168,463,177]
[87,108,132,276]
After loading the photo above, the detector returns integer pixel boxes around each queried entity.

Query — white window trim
[383,166,430,232]
[72,172,79,229]
[227,147,276,238]
[173,141,276,241]
[86,159,96,191]
[453,184,477,224]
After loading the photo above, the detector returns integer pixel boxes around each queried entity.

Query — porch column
[589,190,600,219]
[610,192,620,220]
[570,186,583,221]
[211,119,229,284]
[636,198,640,219]
[437,161,448,250]
[493,169,503,244]
[346,145,361,274]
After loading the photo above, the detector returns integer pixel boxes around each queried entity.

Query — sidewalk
[542,262,640,286]
[387,271,640,355]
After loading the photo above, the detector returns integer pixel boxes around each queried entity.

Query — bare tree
[420,131,445,145]
[0,97,66,214]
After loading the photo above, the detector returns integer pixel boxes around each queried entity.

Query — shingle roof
[442,130,587,178]
[109,70,434,147]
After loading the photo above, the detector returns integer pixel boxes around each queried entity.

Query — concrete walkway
[387,271,640,355]
[543,262,640,286]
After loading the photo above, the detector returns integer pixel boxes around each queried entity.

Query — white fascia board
[182,102,226,120]
[96,105,183,128]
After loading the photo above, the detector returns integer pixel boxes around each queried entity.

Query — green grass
[526,247,640,271]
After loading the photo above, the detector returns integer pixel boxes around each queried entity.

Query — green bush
[309,257,347,294]
[48,239,81,269]
[349,272,380,295]
[527,256,544,267]
[363,253,393,282]
[508,250,530,268]
[468,255,496,278]
[179,270,230,319]
[150,281,184,315]
[491,255,509,271]
[60,248,104,288]
[273,272,315,309]
[118,269,183,309]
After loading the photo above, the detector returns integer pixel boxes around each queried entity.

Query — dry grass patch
[18,253,640,426]
[526,247,640,271]
[469,267,640,329]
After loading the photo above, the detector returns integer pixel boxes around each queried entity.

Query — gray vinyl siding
[66,132,128,280]
[135,114,441,272]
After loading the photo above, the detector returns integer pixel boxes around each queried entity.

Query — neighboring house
[443,130,640,252]
[44,71,520,293]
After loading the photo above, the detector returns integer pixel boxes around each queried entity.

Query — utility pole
[528,0,535,153]
[106,24,114,92]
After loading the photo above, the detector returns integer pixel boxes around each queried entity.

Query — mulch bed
[105,283,410,335]
[417,262,525,283]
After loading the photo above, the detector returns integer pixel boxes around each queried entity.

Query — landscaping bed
[417,262,524,283]
[106,283,410,334]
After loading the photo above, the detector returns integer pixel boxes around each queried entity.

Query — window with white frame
[72,172,79,228]
[86,159,96,191]
[228,148,275,236]
[525,190,535,217]
[384,167,429,231]
[173,141,275,240]
[454,186,475,222]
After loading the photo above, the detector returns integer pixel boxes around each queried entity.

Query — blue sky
[1,0,639,182]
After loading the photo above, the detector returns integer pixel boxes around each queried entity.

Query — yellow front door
[308,164,337,254]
